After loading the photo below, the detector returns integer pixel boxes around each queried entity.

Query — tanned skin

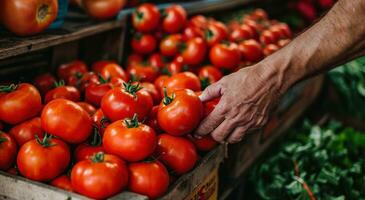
[195,0,365,143]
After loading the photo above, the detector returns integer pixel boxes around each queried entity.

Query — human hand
[195,63,284,143]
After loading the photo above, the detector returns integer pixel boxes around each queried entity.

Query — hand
[195,63,283,143]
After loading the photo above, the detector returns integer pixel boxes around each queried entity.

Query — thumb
[199,83,222,102]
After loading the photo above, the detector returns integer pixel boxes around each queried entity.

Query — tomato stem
[35,133,55,148]
[54,80,65,88]
[135,11,144,21]
[0,84,18,93]
[91,152,105,163]
[204,29,214,40]
[124,114,139,128]
[123,81,142,98]
[97,74,109,84]
[90,126,102,146]
[160,9,167,18]
[0,135,7,144]
[162,87,175,105]
[200,77,211,90]
[100,116,110,129]
[177,42,187,53]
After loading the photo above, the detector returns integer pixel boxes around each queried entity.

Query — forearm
[261,0,365,93]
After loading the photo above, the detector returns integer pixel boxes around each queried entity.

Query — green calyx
[54,80,65,88]
[97,73,109,84]
[0,133,7,144]
[123,81,142,98]
[124,114,139,128]
[0,84,18,93]
[204,29,214,40]
[135,11,144,21]
[89,126,102,146]
[91,152,105,163]
[178,42,187,53]
[162,87,175,105]
[100,116,110,129]
[200,77,211,90]
[35,133,55,148]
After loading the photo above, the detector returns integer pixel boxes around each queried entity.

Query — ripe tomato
[146,106,163,133]
[41,99,92,144]
[51,175,73,192]
[263,44,280,56]
[198,65,223,89]
[238,39,264,62]
[0,132,17,170]
[71,152,128,199]
[269,25,286,41]
[33,73,57,95]
[127,53,143,68]
[82,0,127,20]
[209,43,241,70]
[127,63,159,83]
[128,161,169,199]
[251,8,268,20]
[229,26,253,42]
[92,109,110,136]
[0,83,42,125]
[162,4,187,34]
[76,102,96,116]
[242,19,260,38]
[74,128,104,162]
[67,72,99,93]
[155,134,198,174]
[140,82,161,105]
[17,134,70,181]
[85,81,113,107]
[164,56,187,76]
[277,23,292,38]
[132,3,160,32]
[188,135,217,152]
[182,25,203,40]
[158,89,203,136]
[203,97,220,117]
[131,33,157,55]
[260,30,277,45]
[57,60,88,81]
[92,61,128,82]
[163,72,201,94]
[148,53,167,70]
[204,22,228,46]
[103,115,156,162]
[159,34,183,57]
[189,15,208,29]
[45,81,81,103]
[0,0,58,36]
[9,117,44,146]
[181,37,207,66]
[101,82,153,121]
[154,75,170,94]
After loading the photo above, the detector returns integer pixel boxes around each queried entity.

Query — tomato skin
[181,37,207,66]
[160,34,183,57]
[260,30,277,45]
[238,39,264,62]
[41,99,92,144]
[162,4,187,34]
[146,106,163,133]
[148,53,167,70]
[277,23,292,38]
[71,153,128,199]
[198,65,223,84]
[0,83,42,125]
[57,60,88,81]
[203,97,220,117]
[165,56,186,76]
[188,135,217,152]
[82,0,126,20]
[76,102,96,116]
[17,137,70,181]
[263,44,280,56]
[33,73,57,95]
[127,63,159,83]
[74,143,104,162]
[189,15,208,29]
[67,72,99,93]
[140,82,161,105]
[45,85,81,103]
[156,134,198,174]
[163,72,201,94]
[128,161,170,199]
[0,132,17,170]
[85,83,112,107]
[209,43,241,70]
[92,61,128,82]
[204,22,228,46]
[0,0,58,36]
[154,75,170,94]
[158,89,203,136]
[103,119,156,162]
[127,54,143,68]
[9,117,44,146]
[92,109,110,136]
[229,26,253,42]
[132,3,160,32]
[101,85,153,122]
[51,175,74,192]
[182,25,203,40]
[131,33,157,55]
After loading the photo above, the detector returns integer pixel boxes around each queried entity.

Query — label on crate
[184,168,218,200]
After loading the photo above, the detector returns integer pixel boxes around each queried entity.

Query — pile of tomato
[0,4,291,199]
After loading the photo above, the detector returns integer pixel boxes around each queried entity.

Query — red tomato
[146,106,163,133]
[164,56,187,76]
[33,73,57,95]
[250,8,268,20]
[67,72,99,93]
[154,75,170,94]
[0,0,58,36]
[203,97,220,117]
[204,22,228,46]
[9,117,44,146]
[57,60,88,81]
[269,25,286,41]
[85,81,113,107]
[238,39,264,62]
[92,61,128,82]
[103,115,156,162]
[277,23,292,38]
[45,82,81,103]
[74,127,104,162]
[127,63,159,83]
[155,134,198,174]
[198,65,223,88]
[158,89,203,136]
[260,30,277,45]
[140,82,161,105]
[162,4,187,34]
[263,44,280,56]
[92,109,110,136]
[148,53,167,70]
[71,152,128,199]
[163,72,201,94]
[41,99,92,144]
[76,102,96,116]
[0,132,17,170]
[132,3,160,32]
[17,134,70,181]
[127,53,143,68]
[242,19,260,38]
[229,26,253,42]
[131,33,157,55]
[51,175,73,192]
[129,161,169,199]
[182,25,203,40]
[101,82,153,121]
[0,83,42,125]
[181,37,207,66]
[189,15,208,29]
[188,135,217,152]
[82,0,127,20]
[209,43,241,70]
[159,34,183,57]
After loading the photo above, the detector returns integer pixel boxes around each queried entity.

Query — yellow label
[184,168,218,200]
